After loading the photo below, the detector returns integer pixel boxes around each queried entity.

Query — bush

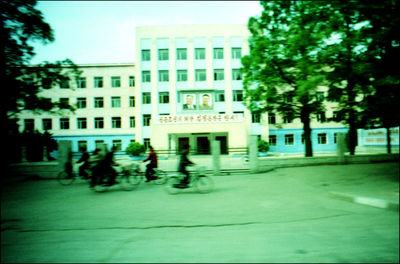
[125,142,146,156]
[258,139,270,152]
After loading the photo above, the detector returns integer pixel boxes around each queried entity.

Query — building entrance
[215,136,228,154]
[178,137,189,154]
[196,137,210,155]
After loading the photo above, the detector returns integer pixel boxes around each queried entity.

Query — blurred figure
[89,148,104,187]
[102,146,118,186]
[77,149,90,179]
[142,145,158,182]
[175,145,194,188]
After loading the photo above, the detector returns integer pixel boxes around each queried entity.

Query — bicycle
[165,165,214,194]
[90,162,140,193]
[129,162,168,185]
[57,162,91,186]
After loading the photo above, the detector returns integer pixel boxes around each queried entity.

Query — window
[334,133,338,143]
[94,97,104,108]
[285,134,294,145]
[111,97,121,108]
[129,96,135,107]
[42,119,52,131]
[59,98,69,109]
[215,92,225,102]
[143,114,151,126]
[24,119,34,132]
[141,49,150,61]
[317,112,326,123]
[112,117,121,128]
[332,111,340,122]
[130,116,135,128]
[233,90,243,102]
[77,77,86,88]
[231,47,242,59]
[268,113,276,124]
[269,135,277,146]
[158,49,169,60]
[232,69,242,80]
[129,76,135,87]
[318,133,327,144]
[284,116,293,123]
[158,70,169,82]
[144,138,151,149]
[95,140,104,149]
[78,141,87,152]
[177,70,188,82]
[94,77,103,88]
[60,118,70,130]
[195,48,205,59]
[301,134,305,144]
[77,118,87,129]
[195,69,206,81]
[214,69,224,81]
[76,98,86,109]
[252,113,261,123]
[213,48,224,59]
[95,117,104,129]
[142,71,151,83]
[112,140,122,151]
[60,78,70,89]
[111,76,120,88]
[142,92,151,104]
[176,48,187,60]
[159,92,170,104]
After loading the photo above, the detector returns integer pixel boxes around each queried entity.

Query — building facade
[16,24,362,156]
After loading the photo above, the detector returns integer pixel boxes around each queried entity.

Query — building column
[211,140,221,176]
[249,135,259,173]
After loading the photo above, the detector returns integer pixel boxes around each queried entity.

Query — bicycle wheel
[194,175,214,193]
[165,176,181,195]
[120,174,141,191]
[153,170,167,185]
[57,171,75,186]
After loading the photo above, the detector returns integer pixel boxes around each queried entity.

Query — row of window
[268,133,339,146]
[40,76,135,89]
[77,138,152,152]
[267,111,337,124]
[141,69,242,83]
[141,47,242,61]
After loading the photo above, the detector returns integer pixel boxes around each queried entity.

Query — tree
[320,1,400,155]
[1,0,80,164]
[126,142,146,157]
[241,1,330,157]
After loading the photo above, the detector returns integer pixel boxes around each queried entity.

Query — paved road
[1,162,399,263]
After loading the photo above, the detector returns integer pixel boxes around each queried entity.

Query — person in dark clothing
[89,148,104,188]
[77,150,90,179]
[102,146,118,186]
[142,145,158,182]
[175,145,194,188]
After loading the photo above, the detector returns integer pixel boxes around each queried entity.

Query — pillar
[211,140,221,176]
[336,133,346,164]
[58,140,72,172]
[249,135,259,173]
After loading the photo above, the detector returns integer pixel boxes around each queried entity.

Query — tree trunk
[301,108,313,157]
[348,123,357,155]
[386,127,391,154]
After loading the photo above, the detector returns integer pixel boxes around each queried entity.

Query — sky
[30,1,263,65]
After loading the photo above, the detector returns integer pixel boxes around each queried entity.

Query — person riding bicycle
[174,145,194,188]
[77,149,90,179]
[89,148,105,187]
[102,146,119,186]
[142,145,158,182]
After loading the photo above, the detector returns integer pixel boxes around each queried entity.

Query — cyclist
[77,149,90,179]
[89,148,104,187]
[142,145,158,182]
[102,146,119,186]
[174,145,194,188]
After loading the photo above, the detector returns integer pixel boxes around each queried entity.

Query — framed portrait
[199,93,213,110]
[183,93,196,110]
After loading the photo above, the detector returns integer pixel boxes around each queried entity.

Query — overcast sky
[30,1,263,65]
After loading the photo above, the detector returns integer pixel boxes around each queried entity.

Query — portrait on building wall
[199,93,213,110]
[183,93,196,110]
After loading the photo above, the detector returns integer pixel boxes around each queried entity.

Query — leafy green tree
[241,1,330,157]
[320,1,399,154]
[1,0,80,164]
[125,142,146,156]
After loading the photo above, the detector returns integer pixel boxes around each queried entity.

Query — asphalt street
[1,162,399,263]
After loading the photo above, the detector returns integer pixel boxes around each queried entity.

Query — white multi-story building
[17,24,368,156]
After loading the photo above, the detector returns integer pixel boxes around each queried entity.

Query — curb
[329,192,399,211]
